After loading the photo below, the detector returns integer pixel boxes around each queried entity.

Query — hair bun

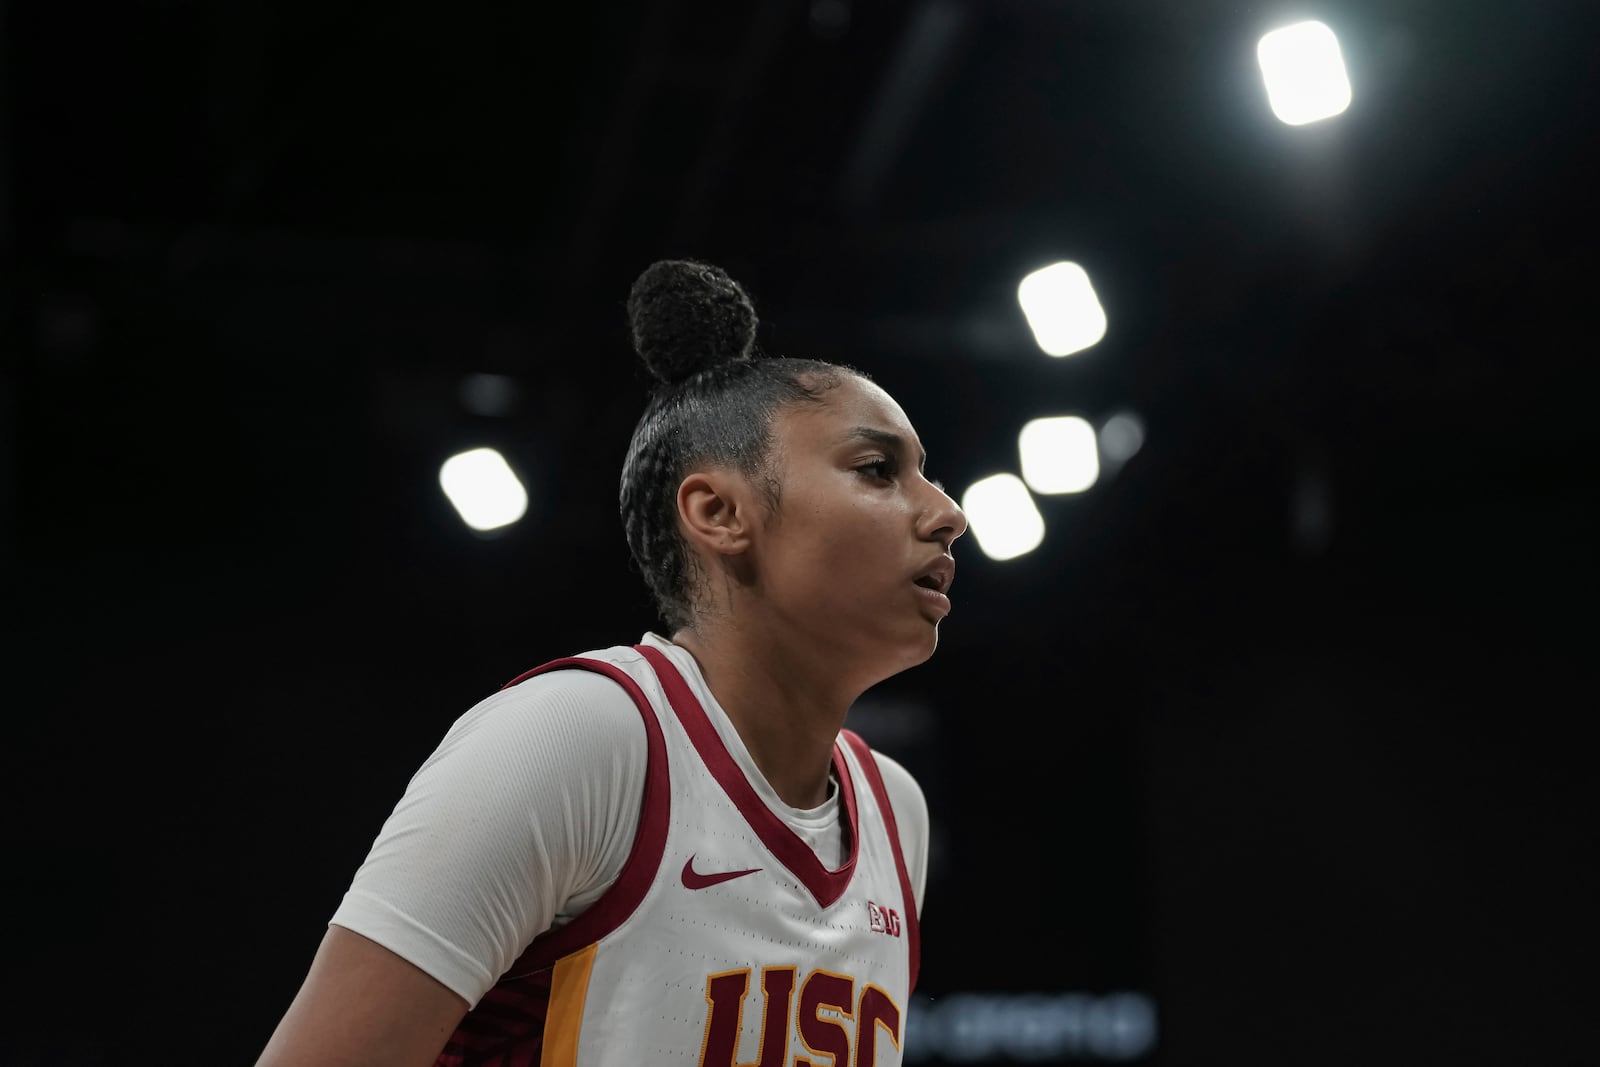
[627,259,758,385]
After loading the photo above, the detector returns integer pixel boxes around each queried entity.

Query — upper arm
[259,667,649,1063]
[330,669,649,1004]
[255,925,469,1067]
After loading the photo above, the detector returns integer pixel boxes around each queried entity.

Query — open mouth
[914,575,942,591]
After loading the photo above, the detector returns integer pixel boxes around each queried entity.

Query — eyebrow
[842,426,927,472]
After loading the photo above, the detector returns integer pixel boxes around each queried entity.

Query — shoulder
[862,747,929,834]
[331,650,658,1005]
[415,654,654,787]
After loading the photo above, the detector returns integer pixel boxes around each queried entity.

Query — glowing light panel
[961,473,1045,561]
[1017,262,1107,357]
[439,447,528,532]
[1257,21,1352,125]
[1019,416,1100,494]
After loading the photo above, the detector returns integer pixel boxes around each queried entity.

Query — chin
[836,619,941,688]
[880,629,940,680]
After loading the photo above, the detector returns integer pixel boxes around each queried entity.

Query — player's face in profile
[756,375,967,675]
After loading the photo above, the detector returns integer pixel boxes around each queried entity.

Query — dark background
[6,1,1596,1064]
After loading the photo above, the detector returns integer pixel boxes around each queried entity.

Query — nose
[918,479,967,550]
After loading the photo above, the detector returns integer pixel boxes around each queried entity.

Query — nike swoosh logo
[681,854,763,890]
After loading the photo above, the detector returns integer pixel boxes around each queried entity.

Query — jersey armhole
[499,658,671,976]
[839,728,921,993]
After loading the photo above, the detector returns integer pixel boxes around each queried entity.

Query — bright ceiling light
[439,447,528,532]
[960,473,1045,561]
[1017,261,1107,357]
[1019,416,1100,494]
[1257,20,1352,126]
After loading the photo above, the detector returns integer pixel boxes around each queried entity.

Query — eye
[855,458,898,481]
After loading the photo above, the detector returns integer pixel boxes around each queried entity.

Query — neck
[670,617,867,809]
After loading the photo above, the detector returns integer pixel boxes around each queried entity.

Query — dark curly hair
[619,259,867,633]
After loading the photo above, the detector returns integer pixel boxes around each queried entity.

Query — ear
[676,468,759,559]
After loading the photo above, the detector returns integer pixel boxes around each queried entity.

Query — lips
[913,555,955,596]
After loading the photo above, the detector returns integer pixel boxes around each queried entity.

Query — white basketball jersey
[437,642,920,1067]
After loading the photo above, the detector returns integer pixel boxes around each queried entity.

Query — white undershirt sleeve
[329,669,648,1007]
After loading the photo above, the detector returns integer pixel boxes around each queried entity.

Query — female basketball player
[256,259,967,1066]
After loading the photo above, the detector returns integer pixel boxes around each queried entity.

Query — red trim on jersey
[636,644,861,909]
[840,729,920,993]
[497,657,671,971]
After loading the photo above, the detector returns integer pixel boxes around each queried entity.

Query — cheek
[773,487,905,583]
[813,500,900,571]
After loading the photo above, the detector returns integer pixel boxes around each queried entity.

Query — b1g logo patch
[867,900,901,937]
